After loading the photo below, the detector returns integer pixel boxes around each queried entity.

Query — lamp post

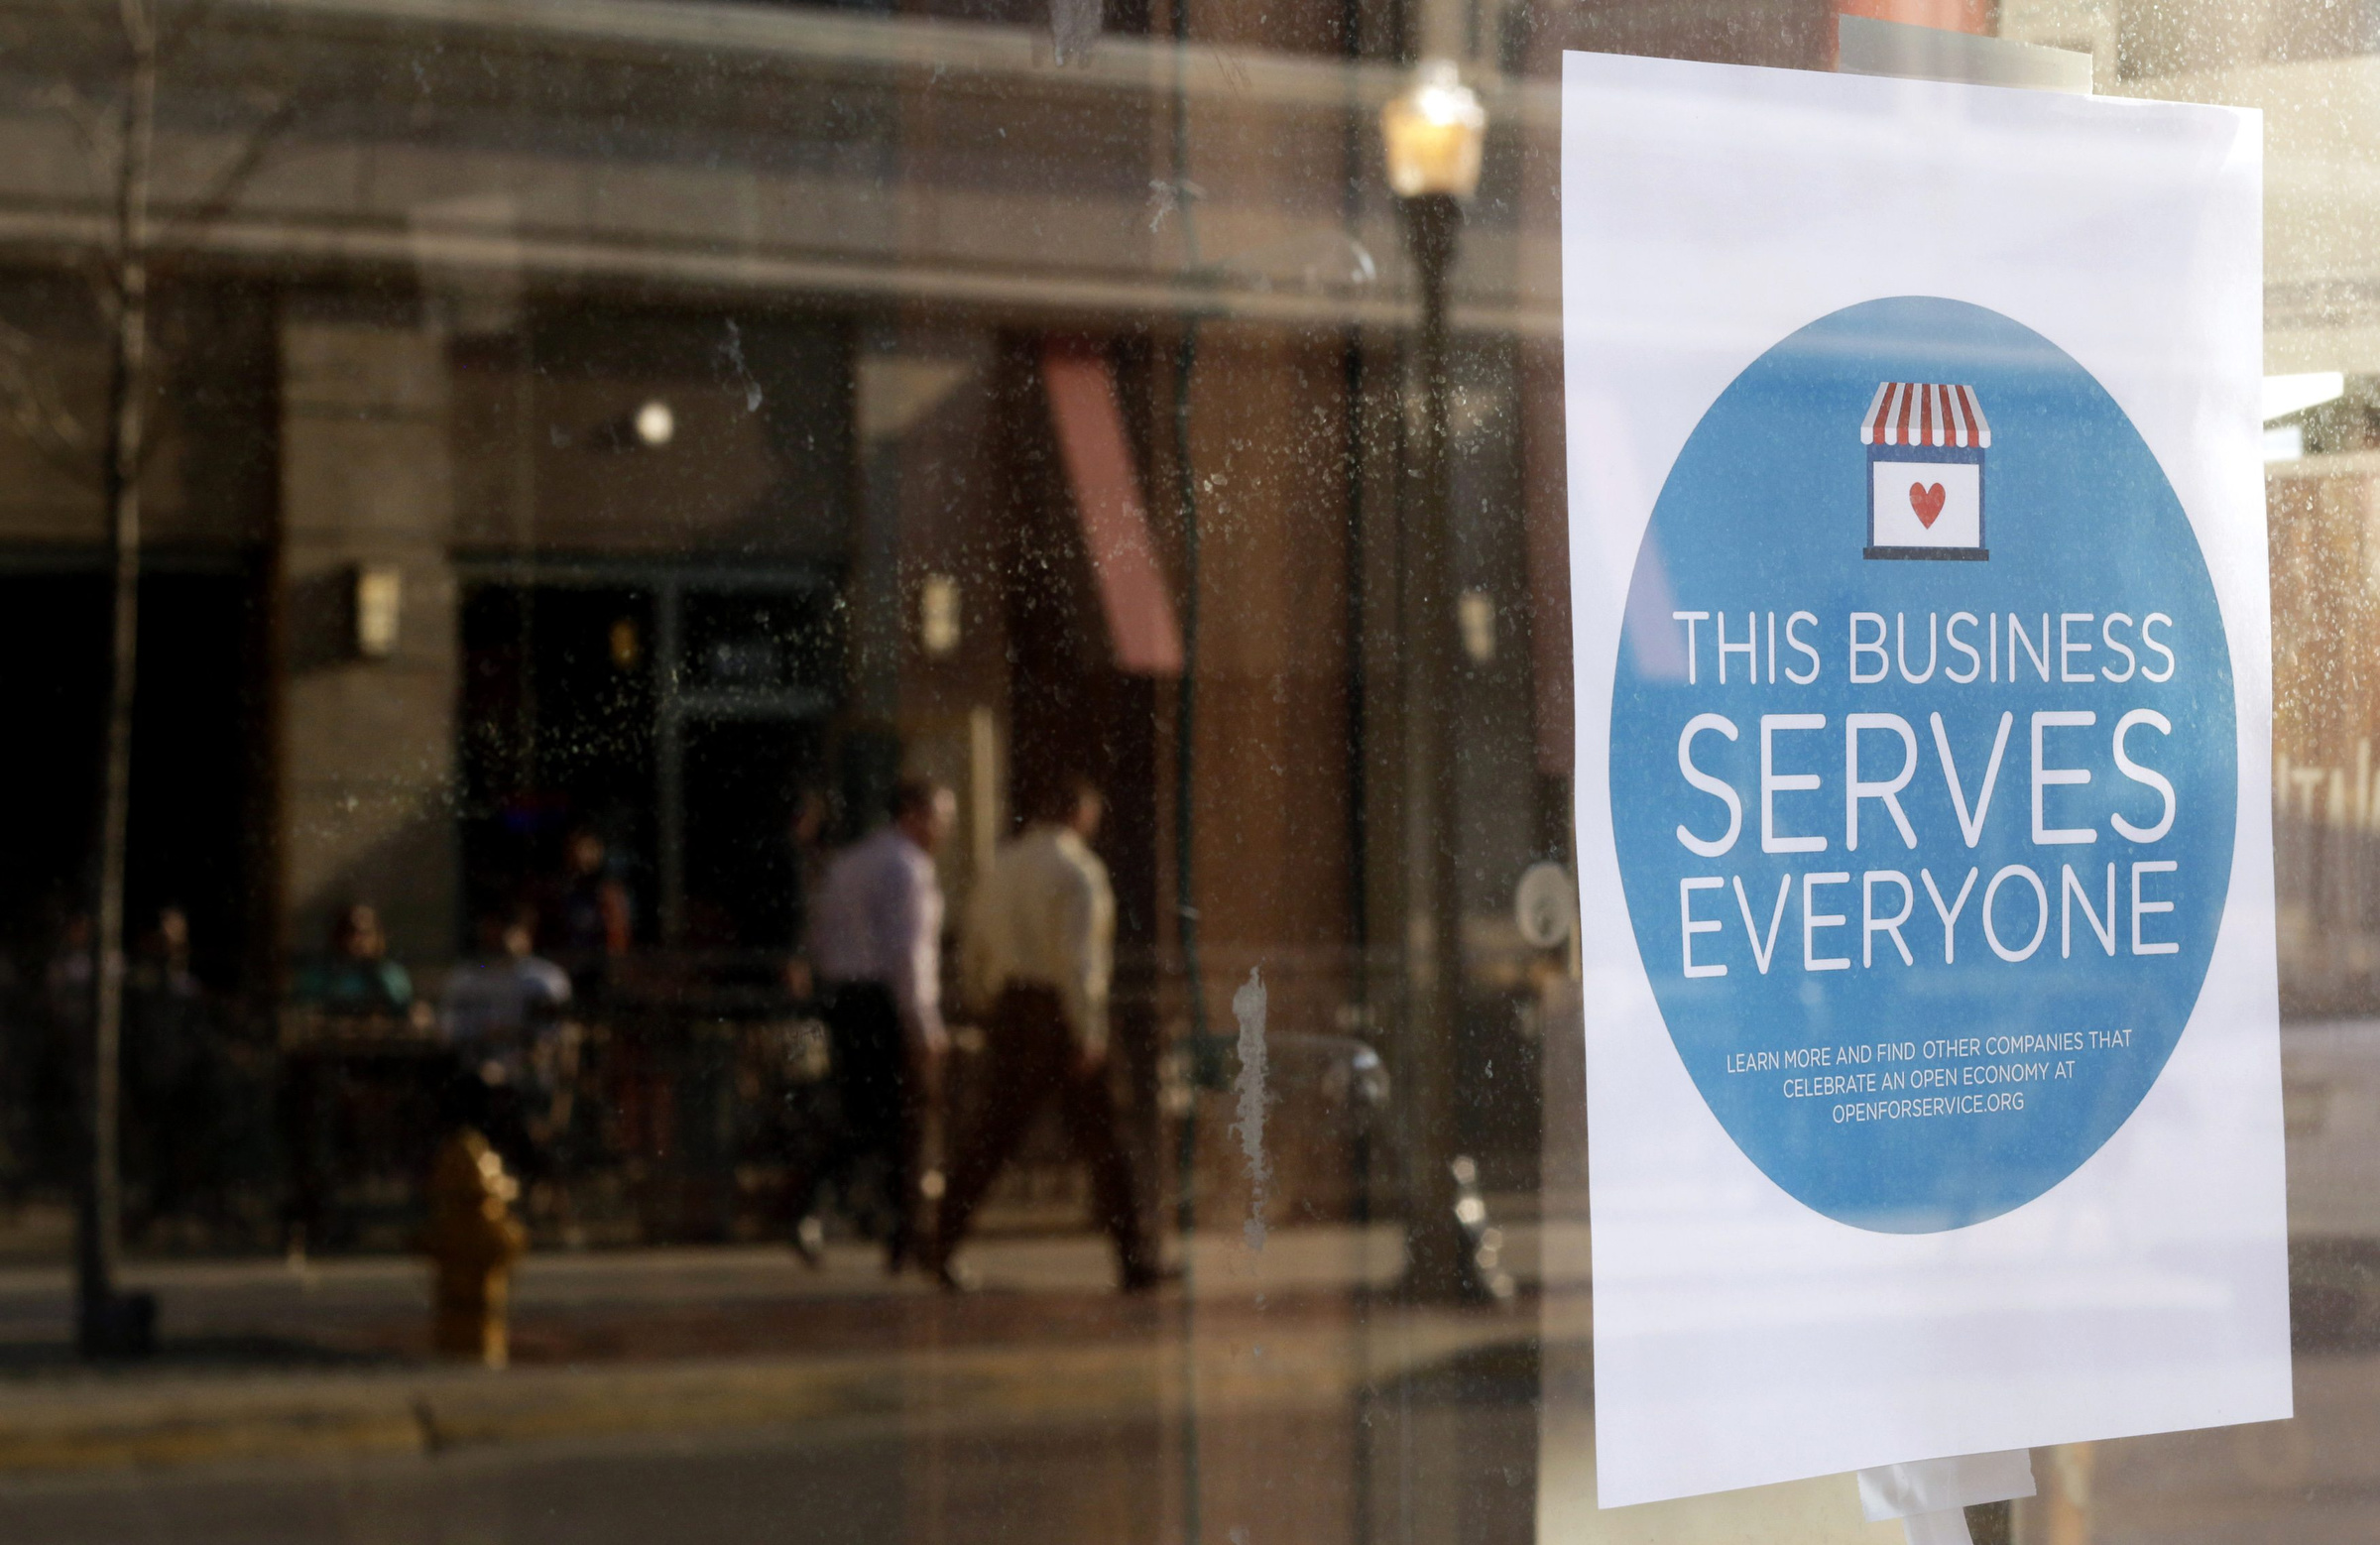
[1381,63,1505,1304]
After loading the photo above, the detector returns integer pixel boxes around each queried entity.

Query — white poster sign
[1562,51,2289,1507]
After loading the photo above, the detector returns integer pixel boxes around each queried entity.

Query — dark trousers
[790,981,919,1259]
[937,984,1146,1275]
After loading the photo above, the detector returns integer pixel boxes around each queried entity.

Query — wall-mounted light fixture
[919,573,961,656]
[354,565,403,660]
[1458,588,1496,664]
[577,398,676,451]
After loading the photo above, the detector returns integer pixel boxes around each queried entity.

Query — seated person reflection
[441,906,575,1187]
[443,907,572,1076]
[291,903,415,1021]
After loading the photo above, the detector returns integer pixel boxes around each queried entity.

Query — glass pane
[0,1,2357,1543]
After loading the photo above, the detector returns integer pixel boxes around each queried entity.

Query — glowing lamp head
[1381,60,1488,199]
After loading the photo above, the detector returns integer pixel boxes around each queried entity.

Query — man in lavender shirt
[791,777,954,1272]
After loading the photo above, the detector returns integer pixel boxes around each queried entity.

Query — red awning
[1860,382,1991,448]
[1041,345,1184,677]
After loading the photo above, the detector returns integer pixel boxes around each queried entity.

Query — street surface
[0,1223,1553,1545]
[0,1011,2373,1545]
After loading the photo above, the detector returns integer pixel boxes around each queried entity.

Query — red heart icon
[1909,482,1947,528]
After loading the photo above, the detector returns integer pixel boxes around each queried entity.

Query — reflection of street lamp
[1381,60,1486,201]
[1383,62,1506,1304]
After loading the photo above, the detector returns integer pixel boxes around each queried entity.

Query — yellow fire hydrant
[420,1129,528,1368]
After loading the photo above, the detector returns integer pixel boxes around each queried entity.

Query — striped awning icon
[1859,382,1991,448]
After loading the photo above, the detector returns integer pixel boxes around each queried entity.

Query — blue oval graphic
[1609,297,2237,1233]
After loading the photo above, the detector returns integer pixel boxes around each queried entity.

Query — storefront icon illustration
[1860,381,1989,560]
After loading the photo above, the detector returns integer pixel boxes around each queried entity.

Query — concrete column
[273,310,458,970]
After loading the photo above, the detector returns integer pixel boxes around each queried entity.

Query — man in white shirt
[791,777,955,1273]
[930,777,1159,1292]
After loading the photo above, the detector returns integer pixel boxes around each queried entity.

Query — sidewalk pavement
[1,1218,2370,1544]
[0,1221,1586,1479]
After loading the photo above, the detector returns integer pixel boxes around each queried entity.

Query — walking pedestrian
[790,777,955,1272]
[930,776,1164,1293]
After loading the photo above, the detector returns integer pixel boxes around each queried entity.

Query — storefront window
[0,1,2356,1541]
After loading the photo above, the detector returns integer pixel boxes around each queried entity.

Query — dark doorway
[680,718,826,952]
[459,583,659,948]
[0,567,259,992]
[459,570,839,960]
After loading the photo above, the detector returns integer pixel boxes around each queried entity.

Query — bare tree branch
[40,81,117,205]
[0,0,323,538]
[153,0,217,71]
[0,317,98,483]
[156,85,317,245]
[71,248,121,314]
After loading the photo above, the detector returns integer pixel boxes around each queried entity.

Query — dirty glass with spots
[0,1,2358,1542]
